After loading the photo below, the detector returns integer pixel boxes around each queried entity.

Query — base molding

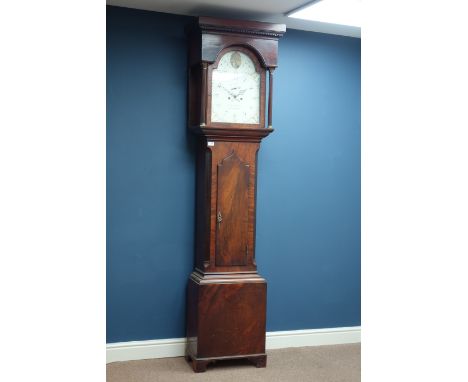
[106,326,360,364]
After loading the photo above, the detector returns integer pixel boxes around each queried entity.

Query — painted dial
[211,50,260,124]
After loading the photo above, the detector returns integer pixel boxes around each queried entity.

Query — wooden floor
[107,343,361,382]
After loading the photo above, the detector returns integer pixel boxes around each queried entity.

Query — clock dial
[211,50,261,124]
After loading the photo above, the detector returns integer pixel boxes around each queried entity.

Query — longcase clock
[185,17,285,373]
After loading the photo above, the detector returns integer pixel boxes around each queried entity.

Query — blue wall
[107,6,360,343]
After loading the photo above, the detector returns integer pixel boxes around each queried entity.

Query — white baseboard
[107,337,187,364]
[106,326,360,364]
[265,326,361,350]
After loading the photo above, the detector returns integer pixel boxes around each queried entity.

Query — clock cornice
[187,17,286,68]
[197,16,286,39]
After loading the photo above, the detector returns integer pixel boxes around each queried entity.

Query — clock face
[211,50,261,124]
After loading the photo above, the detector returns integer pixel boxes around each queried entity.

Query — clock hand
[219,85,243,101]
[219,84,236,98]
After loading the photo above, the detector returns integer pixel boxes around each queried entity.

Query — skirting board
[106,326,360,364]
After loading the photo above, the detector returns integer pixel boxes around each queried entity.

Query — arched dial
[211,50,261,124]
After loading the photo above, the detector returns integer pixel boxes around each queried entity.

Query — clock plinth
[186,272,267,372]
[186,17,285,372]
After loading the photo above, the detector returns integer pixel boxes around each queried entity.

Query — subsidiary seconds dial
[211,50,260,124]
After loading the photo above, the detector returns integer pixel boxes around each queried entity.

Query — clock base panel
[186,274,267,372]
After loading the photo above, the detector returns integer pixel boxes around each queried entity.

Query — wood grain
[216,152,250,266]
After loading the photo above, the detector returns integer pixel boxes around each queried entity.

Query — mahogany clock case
[185,17,285,373]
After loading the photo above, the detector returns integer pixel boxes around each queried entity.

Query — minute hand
[219,85,236,98]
